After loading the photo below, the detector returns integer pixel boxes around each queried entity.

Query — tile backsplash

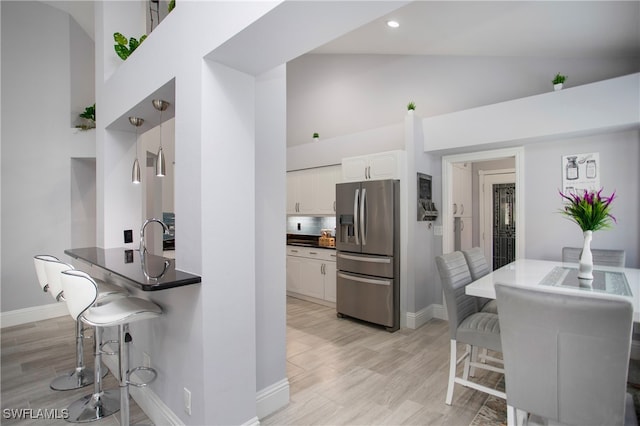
[287,216,336,236]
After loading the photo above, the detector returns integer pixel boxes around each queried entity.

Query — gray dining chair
[462,247,498,314]
[495,283,636,426]
[435,252,505,405]
[561,246,626,267]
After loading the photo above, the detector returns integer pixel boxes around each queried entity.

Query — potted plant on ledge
[76,104,96,130]
[553,73,567,91]
[407,101,416,114]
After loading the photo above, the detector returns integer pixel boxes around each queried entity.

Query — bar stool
[61,270,162,425]
[33,255,127,391]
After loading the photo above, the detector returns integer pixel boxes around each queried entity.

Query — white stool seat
[81,297,162,327]
[33,255,127,392]
[61,269,162,425]
[95,281,129,303]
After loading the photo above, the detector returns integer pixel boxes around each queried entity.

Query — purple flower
[558,188,617,232]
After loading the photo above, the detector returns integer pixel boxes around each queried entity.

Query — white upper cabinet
[341,150,405,182]
[287,165,341,215]
[315,165,341,214]
[452,163,472,217]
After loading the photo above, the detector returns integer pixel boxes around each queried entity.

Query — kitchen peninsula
[65,247,201,291]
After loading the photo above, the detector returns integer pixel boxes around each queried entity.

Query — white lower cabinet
[323,261,337,303]
[286,246,337,304]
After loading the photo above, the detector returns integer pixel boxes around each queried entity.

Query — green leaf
[114,45,130,60]
[139,34,147,44]
[114,32,127,46]
[129,37,139,52]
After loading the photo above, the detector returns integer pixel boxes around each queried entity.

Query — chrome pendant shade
[129,117,144,184]
[132,158,141,184]
[156,146,166,177]
[152,99,170,177]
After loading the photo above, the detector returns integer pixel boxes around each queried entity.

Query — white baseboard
[405,304,447,329]
[256,378,290,419]
[101,343,184,426]
[1,302,68,328]
[242,417,260,426]
[103,342,290,425]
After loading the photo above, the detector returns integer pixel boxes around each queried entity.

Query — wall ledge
[423,73,640,152]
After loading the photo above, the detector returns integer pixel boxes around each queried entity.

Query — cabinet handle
[460,204,464,215]
[333,201,336,212]
[309,251,318,255]
[460,219,465,231]
[453,203,457,215]
[290,249,298,253]
[321,264,325,274]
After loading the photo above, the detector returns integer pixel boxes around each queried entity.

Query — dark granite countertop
[286,234,336,250]
[65,247,201,291]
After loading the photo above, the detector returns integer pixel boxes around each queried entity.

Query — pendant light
[129,116,144,184]
[152,99,169,177]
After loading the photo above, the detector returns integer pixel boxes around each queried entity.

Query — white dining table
[465,258,640,322]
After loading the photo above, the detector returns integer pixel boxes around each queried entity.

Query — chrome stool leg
[119,324,131,426]
[51,321,107,390]
[118,324,158,426]
[66,326,120,423]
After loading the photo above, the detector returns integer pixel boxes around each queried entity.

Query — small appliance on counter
[319,229,335,247]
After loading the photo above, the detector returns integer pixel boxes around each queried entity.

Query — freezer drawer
[337,271,395,329]
[337,252,394,278]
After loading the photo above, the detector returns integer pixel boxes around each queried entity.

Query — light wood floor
[1,298,500,426]
[1,316,149,426]
[262,297,502,425]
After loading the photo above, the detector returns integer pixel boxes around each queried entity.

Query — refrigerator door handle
[354,188,360,245]
[338,272,391,286]
[360,188,367,246]
[337,253,391,264]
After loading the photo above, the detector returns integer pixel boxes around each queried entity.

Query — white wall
[524,129,640,267]
[1,2,94,312]
[287,52,639,314]
[255,65,288,405]
[287,54,639,146]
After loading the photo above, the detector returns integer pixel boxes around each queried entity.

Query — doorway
[442,147,525,259]
[480,170,516,269]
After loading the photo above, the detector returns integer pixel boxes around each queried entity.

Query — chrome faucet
[140,218,169,254]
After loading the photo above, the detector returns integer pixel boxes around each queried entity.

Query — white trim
[242,417,260,426]
[442,147,525,259]
[102,341,291,425]
[405,303,447,329]
[101,343,183,426]
[1,302,68,328]
[256,378,290,419]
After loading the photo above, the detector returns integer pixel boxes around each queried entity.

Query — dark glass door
[493,183,516,269]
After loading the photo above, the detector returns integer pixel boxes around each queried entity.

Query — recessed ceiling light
[386,20,399,28]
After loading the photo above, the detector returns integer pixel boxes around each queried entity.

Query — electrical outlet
[143,352,151,368]
[434,225,443,236]
[183,387,192,415]
[124,229,133,244]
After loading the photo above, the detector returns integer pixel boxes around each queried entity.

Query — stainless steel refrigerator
[335,179,400,332]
